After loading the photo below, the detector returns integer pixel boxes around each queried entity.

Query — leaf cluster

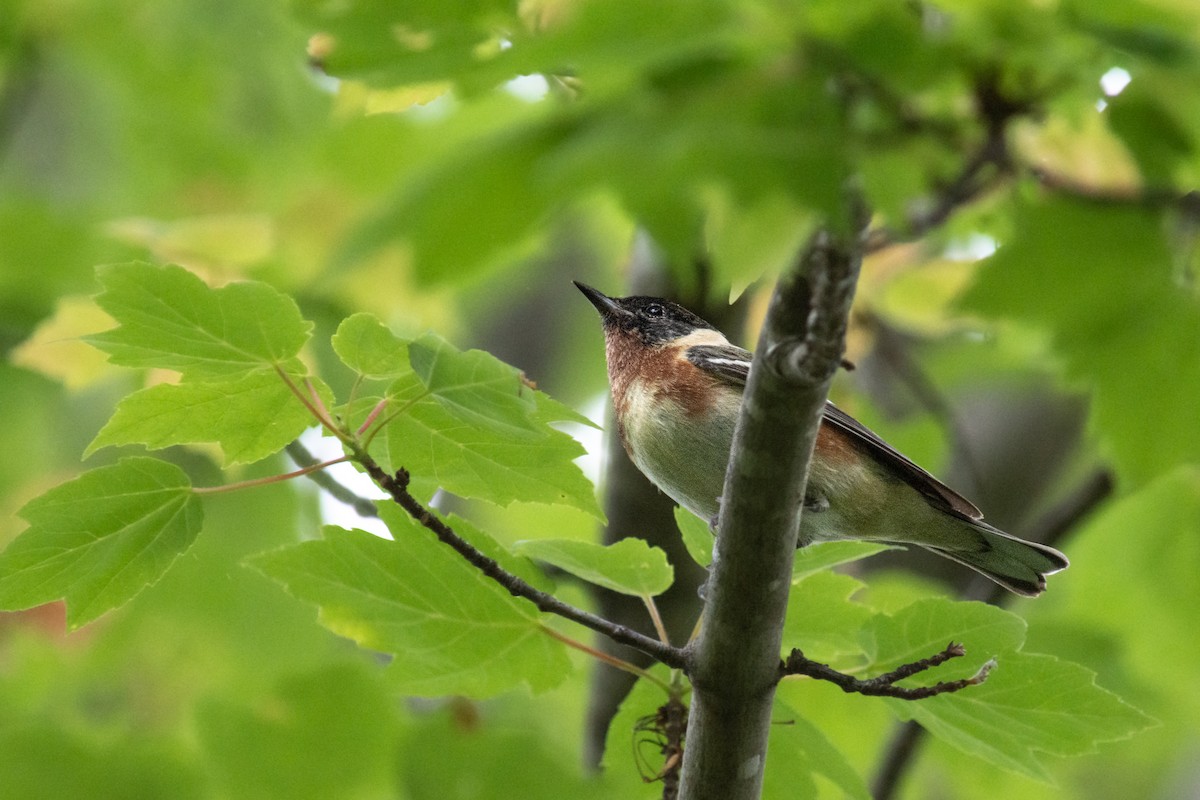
[3,0,1200,797]
[0,262,1152,795]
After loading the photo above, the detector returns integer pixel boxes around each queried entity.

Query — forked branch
[782,642,994,700]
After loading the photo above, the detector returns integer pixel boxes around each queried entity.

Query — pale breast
[622,377,739,521]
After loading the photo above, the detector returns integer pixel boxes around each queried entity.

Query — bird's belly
[623,387,737,522]
[801,451,907,545]
[622,386,900,542]
[797,501,857,544]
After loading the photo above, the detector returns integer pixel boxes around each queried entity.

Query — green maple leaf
[251,506,571,698]
[87,262,311,378]
[0,457,203,628]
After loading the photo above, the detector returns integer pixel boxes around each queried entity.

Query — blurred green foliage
[1,0,1199,798]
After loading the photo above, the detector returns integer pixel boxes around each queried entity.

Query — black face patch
[607,295,714,345]
[574,282,717,346]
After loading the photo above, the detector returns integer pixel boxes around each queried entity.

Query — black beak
[573,281,628,321]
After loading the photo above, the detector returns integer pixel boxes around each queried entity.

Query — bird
[574,281,1069,596]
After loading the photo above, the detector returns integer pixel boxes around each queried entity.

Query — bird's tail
[919,519,1069,597]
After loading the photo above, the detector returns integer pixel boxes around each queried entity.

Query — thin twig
[361,390,430,448]
[540,624,670,690]
[864,74,1027,253]
[643,596,672,647]
[782,643,992,699]
[854,310,988,493]
[305,378,331,423]
[356,398,389,436]
[864,131,1009,253]
[352,449,687,669]
[192,456,349,495]
[275,365,348,441]
[1029,166,1200,218]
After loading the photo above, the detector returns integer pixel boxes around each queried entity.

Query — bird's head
[573,282,715,347]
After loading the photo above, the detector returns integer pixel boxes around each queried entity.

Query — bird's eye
[645,303,664,318]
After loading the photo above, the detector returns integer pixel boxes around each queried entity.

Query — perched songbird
[575,281,1069,596]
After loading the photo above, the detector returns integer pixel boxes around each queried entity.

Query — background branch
[286,440,381,519]
[1029,167,1200,217]
[864,74,1023,253]
[677,212,866,800]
